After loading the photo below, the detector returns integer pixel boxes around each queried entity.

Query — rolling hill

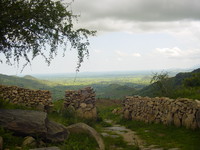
[0,74,138,100]
[138,68,200,99]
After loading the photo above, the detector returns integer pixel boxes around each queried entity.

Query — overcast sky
[1,0,200,75]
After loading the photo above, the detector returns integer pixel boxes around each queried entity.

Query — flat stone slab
[30,147,60,150]
[101,132,119,138]
[104,126,128,132]
[0,109,69,142]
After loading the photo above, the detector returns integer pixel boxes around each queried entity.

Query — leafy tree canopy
[150,71,169,84]
[0,0,96,71]
[150,71,171,96]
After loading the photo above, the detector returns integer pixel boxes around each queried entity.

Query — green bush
[184,73,200,87]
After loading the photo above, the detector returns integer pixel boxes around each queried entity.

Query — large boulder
[0,109,47,136]
[46,120,69,142]
[66,123,105,150]
[0,109,69,142]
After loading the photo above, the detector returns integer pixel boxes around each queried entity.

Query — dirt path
[101,119,179,150]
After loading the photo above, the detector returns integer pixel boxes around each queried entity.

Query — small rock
[38,140,46,147]
[66,105,75,114]
[110,134,120,138]
[101,132,109,137]
[148,145,159,148]
[112,109,117,114]
[166,113,173,125]
[124,110,130,119]
[80,103,87,108]
[173,114,181,127]
[22,136,37,147]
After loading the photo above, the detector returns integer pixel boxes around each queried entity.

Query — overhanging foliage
[0,0,96,71]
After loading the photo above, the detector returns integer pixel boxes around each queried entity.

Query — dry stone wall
[64,87,97,119]
[123,96,200,129]
[0,85,52,111]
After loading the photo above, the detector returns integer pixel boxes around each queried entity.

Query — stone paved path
[101,119,180,150]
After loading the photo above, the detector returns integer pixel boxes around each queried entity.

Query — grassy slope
[93,84,137,99]
[138,68,200,99]
[0,73,147,100]
[0,74,70,100]
[118,119,200,150]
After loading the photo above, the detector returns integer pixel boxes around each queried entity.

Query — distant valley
[1,68,199,100]
[0,72,150,100]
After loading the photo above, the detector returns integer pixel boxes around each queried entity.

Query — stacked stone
[0,85,52,111]
[122,96,200,129]
[64,87,97,119]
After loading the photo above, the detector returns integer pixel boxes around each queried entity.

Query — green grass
[117,119,200,150]
[0,98,99,150]
[0,98,35,110]
[59,133,99,150]
[0,125,99,150]
[96,99,122,120]
[95,99,200,150]
[49,99,139,150]
[0,127,31,150]
[2,97,200,150]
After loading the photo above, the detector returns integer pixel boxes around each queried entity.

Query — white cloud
[116,50,128,57]
[94,49,102,53]
[156,47,182,57]
[131,53,141,57]
[115,50,141,57]
[155,47,200,59]
[69,0,200,43]
[70,0,200,22]
[117,57,122,61]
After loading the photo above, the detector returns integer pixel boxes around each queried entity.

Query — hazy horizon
[1,67,196,79]
[0,64,198,76]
